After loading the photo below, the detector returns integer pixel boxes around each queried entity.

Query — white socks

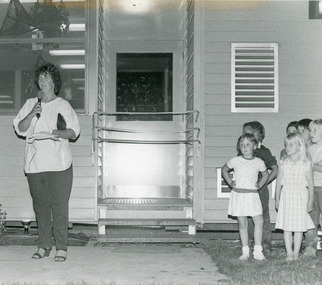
[239,246,250,260]
[239,245,266,260]
[253,245,266,260]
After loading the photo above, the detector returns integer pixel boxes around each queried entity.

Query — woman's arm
[17,101,40,132]
[222,164,235,188]
[52,129,76,140]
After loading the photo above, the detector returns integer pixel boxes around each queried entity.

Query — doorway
[101,40,186,199]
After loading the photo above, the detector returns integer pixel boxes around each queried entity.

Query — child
[275,132,314,261]
[304,119,322,256]
[222,133,269,260]
[280,121,298,159]
[297,118,313,149]
[243,121,278,252]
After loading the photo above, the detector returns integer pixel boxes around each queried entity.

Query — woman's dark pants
[27,166,73,251]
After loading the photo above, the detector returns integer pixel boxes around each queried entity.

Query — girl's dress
[227,156,266,217]
[275,158,315,232]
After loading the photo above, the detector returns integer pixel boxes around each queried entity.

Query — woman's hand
[32,100,42,118]
[52,129,60,139]
[52,129,76,140]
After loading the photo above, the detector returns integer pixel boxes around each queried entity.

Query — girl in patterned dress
[275,132,314,261]
[222,134,269,260]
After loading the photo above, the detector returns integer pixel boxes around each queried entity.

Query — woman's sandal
[54,250,67,262]
[32,248,51,259]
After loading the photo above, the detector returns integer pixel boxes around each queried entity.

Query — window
[116,53,173,121]
[216,167,234,198]
[231,43,278,113]
[309,0,322,19]
[0,0,87,113]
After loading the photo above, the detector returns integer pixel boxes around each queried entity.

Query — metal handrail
[94,138,200,145]
[93,110,200,122]
[94,126,200,135]
[92,110,200,152]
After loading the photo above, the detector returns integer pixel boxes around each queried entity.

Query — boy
[304,119,322,256]
[243,121,278,252]
[297,118,313,149]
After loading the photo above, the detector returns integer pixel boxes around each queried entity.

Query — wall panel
[202,0,322,224]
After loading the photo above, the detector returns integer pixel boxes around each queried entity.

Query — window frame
[231,43,279,113]
[0,0,89,115]
[309,0,322,19]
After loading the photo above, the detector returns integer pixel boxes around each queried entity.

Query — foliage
[202,239,322,285]
[0,204,7,235]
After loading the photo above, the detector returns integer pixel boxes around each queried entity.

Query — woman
[13,63,80,262]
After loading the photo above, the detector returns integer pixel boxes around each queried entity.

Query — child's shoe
[239,246,250,260]
[285,253,293,261]
[253,245,266,260]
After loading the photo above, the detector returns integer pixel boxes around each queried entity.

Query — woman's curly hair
[34,63,62,95]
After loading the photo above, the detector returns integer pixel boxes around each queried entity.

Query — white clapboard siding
[202,0,322,223]
[0,115,96,222]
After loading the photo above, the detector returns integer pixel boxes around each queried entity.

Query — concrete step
[98,218,196,227]
[97,226,199,243]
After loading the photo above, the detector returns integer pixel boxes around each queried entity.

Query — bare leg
[252,214,264,246]
[284,231,293,260]
[237,216,248,247]
[252,214,266,260]
[237,216,250,260]
[293,232,303,260]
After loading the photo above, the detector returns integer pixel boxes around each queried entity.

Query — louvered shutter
[231,43,278,113]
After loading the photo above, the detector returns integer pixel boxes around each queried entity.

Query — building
[0,0,321,236]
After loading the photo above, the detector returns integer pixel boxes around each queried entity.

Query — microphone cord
[28,116,40,172]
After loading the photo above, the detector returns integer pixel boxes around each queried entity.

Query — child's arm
[313,162,322,173]
[274,170,282,211]
[307,165,314,213]
[222,164,235,188]
[266,164,278,185]
[256,170,269,190]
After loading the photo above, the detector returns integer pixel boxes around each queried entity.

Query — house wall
[202,0,322,223]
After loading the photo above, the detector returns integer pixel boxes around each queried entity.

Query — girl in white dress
[222,134,269,260]
[275,132,314,261]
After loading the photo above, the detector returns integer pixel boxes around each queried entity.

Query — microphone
[36,97,41,119]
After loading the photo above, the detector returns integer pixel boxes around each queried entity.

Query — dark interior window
[309,0,322,19]
[116,53,173,121]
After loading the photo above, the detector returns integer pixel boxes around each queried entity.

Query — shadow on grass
[201,239,322,285]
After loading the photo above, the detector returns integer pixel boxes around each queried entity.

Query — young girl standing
[222,134,269,260]
[275,132,315,261]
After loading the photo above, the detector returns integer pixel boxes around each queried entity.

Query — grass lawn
[201,239,322,285]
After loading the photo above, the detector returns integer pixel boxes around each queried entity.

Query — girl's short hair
[237,133,258,155]
[34,63,62,95]
[243,121,265,142]
[284,132,308,162]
